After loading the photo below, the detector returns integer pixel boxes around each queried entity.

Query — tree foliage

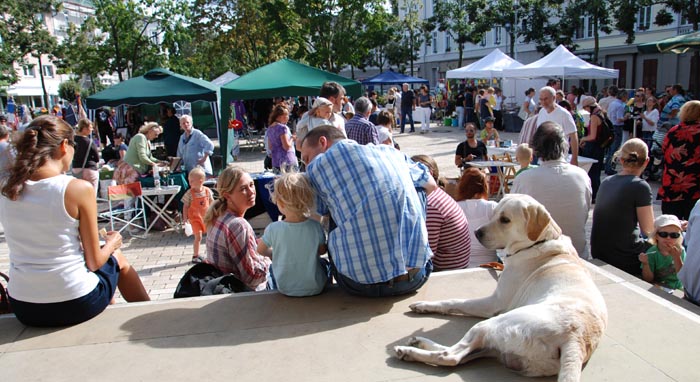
[54,17,106,93]
[427,0,490,67]
[0,0,62,104]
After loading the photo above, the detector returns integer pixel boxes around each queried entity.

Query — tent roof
[501,45,619,79]
[446,49,523,79]
[86,68,219,109]
[211,71,240,86]
[638,30,700,54]
[361,70,428,85]
[221,59,362,100]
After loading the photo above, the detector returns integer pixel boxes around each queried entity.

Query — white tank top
[0,174,99,303]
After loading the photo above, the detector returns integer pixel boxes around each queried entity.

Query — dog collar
[505,240,547,258]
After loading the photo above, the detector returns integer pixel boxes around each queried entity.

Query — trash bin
[444,117,452,126]
[452,118,459,127]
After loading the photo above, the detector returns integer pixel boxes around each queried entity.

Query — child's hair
[271,172,315,217]
[515,143,533,162]
[2,115,74,200]
[188,166,206,180]
[204,165,247,228]
[457,167,489,201]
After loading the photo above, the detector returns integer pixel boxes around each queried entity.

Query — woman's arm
[637,205,655,238]
[280,128,293,151]
[582,114,600,143]
[65,179,120,271]
[134,135,156,166]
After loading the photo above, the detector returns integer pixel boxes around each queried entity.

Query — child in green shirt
[639,215,686,290]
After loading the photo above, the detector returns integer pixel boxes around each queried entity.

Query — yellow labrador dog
[394,195,607,382]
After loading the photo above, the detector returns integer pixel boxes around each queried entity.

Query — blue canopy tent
[361,71,429,86]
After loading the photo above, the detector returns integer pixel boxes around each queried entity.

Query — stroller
[644,122,671,181]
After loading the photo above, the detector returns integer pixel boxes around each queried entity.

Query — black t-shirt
[465,92,474,108]
[455,93,466,108]
[71,135,100,170]
[455,140,488,162]
[401,90,415,109]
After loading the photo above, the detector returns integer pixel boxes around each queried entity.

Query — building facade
[398,0,695,95]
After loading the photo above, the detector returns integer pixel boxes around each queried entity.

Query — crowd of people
[0,78,698,328]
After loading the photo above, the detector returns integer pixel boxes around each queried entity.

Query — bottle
[153,165,161,189]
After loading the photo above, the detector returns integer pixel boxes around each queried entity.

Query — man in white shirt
[512,121,592,259]
[598,86,616,112]
[537,86,579,166]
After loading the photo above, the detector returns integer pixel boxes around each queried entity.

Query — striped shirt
[345,114,379,145]
[206,211,271,291]
[306,140,433,284]
[426,188,471,270]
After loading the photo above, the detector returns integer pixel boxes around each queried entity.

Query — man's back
[512,160,592,258]
[305,140,432,284]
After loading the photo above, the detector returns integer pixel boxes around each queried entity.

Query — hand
[668,243,683,259]
[467,154,474,161]
[638,253,648,264]
[104,231,123,251]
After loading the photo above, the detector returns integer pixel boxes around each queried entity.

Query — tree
[518,0,575,55]
[562,1,615,64]
[398,0,428,76]
[0,1,63,106]
[58,79,82,103]
[426,0,490,67]
[91,0,186,81]
[54,17,107,93]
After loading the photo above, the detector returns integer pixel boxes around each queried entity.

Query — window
[494,26,502,45]
[445,33,451,52]
[42,65,54,77]
[638,6,651,30]
[432,31,438,54]
[586,16,594,38]
[575,15,594,39]
[22,65,35,77]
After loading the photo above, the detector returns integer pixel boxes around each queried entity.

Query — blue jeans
[400,107,415,133]
[604,125,624,173]
[329,256,433,297]
[456,106,465,128]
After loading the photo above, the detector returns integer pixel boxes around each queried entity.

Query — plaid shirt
[206,211,271,290]
[345,114,379,145]
[306,140,433,284]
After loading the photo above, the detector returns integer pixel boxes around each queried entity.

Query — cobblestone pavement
[0,123,662,303]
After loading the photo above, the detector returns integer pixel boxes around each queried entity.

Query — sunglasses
[657,231,681,239]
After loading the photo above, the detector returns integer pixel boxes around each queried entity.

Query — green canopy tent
[638,30,700,54]
[219,59,362,164]
[86,68,221,142]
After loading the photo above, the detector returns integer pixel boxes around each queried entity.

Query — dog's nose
[475,228,483,240]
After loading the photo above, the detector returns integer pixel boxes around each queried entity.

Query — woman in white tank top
[0,115,149,326]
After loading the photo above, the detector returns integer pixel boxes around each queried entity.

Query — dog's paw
[394,346,415,361]
[409,301,434,314]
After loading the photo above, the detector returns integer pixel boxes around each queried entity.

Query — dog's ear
[526,203,562,241]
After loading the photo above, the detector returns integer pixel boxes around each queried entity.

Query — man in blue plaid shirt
[300,125,436,297]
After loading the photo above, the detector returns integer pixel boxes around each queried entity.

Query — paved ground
[0,122,665,302]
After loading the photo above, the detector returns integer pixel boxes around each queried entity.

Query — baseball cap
[654,214,682,231]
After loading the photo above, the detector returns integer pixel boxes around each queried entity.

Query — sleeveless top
[0,174,99,303]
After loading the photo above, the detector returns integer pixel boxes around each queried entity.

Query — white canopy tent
[446,48,523,79]
[501,45,619,79]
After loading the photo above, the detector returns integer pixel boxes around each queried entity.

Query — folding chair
[99,182,148,237]
[491,153,517,194]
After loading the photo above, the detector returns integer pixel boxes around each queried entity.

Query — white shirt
[511,159,592,258]
[642,109,659,132]
[0,175,99,303]
[457,199,498,267]
[537,104,577,137]
[680,201,700,302]
[598,96,616,112]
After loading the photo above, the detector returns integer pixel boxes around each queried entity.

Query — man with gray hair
[345,96,379,145]
[512,121,592,258]
[0,123,13,181]
[537,86,579,166]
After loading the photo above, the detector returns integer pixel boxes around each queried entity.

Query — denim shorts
[9,256,120,327]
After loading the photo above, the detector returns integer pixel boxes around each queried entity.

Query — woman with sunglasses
[639,215,685,291]
[0,115,150,327]
[591,138,655,276]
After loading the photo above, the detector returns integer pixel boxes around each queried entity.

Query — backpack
[174,263,251,298]
[593,112,614,148]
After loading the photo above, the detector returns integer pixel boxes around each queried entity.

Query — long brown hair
[204,165,248,228]
[268,105,289,126]
[2,115,74,200]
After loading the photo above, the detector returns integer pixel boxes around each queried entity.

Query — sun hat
[654,214,682,231]
[581,96,599,109]
[312,97,333,109]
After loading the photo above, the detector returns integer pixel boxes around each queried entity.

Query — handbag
[0,271,11,315]
[174,263,251,298]
[72,135,93,176]
[517,107,529,121]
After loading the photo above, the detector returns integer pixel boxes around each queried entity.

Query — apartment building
[399,1,695,94]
